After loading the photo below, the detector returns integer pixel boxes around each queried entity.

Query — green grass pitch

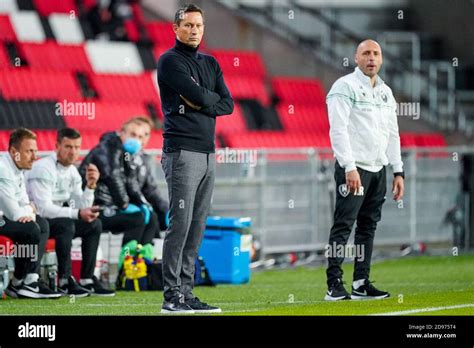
[1,254,473,316]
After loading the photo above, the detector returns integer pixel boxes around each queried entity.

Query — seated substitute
[79,118,156,246]
[0,128,61,299]
[27,128,115,297]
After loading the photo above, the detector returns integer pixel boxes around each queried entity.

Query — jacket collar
[354,67,384,88]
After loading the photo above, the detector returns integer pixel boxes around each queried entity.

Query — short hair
[121,116,154,132]
[9,128,37,150]
[57,128,81,143]
[174,3,204,26]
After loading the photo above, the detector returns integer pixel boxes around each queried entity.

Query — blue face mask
[123,138,141,155]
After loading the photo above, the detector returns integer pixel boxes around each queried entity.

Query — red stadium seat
[146,21,176,48]
[62,101,149,132]
[88,73,159,103]
[0,68,83,101]
[210,49,266,78]
[145,130,163,150]
[216,103,247,134]
[224,130,331,149]
[124,20,140,42]
[225,76,271,106]
[0,15,16,42]
[272,77,326,106]
[19,41,92,72]
[277,103,329,133]
[0,44,11,68]
[33,0,78,17]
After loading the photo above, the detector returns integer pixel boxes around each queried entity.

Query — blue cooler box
[198,216,252,284]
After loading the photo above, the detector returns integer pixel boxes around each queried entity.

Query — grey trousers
[161,149,215,301]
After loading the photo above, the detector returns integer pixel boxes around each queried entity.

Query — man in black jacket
[157,4,234,314]
[127,116,169,236]
[79,118,156,246]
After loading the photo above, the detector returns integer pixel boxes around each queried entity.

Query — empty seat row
[225,75,271,106]
[62,100,150,132]
[0,68,83,101]
[272,76,326,105]
[223,131,332,149]
[18,41,92,72]
[210,49,266,78]
[215,104,247,133]
[277,103,329,132]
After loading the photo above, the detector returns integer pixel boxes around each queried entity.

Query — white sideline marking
[371,303,474,316]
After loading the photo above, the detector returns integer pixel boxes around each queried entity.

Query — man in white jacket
[325,40,405,301]
[27,128,114,297]
[0,128,61,299]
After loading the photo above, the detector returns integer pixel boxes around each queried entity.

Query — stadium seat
[0,0,18,14]
[9,11,46,43]
[0,15,17,42]
[216,103,247,134]
[272,76,326,105]
[224,130,331,149]
[0,44,11,68]
[210,49,266,78]
[0,68,82,101]
[124,19,140,42]
[0,100,65,130]
[400,133,417,148]
[33,0,78,17]
[277,103,329,132]
[146,21,176,48]
[19,41,92,72]
[62,101,149,132]
[416,133,447,147]
[85,41,144,74]
[88,73,159,103]
[145,130,164,150]
[48,13,85,44]
[225,76,271,106]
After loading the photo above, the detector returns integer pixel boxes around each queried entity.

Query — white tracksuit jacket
[327,67,404,174]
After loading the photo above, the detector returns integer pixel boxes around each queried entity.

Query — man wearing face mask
[79,118,156,246]
[126,116,169,236]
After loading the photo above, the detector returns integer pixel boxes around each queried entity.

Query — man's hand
[18,216,33,223]
[79,208,99,223]
[86,164,100,189]
[180,95,202,110]
[392,176,404,201]
[345,169,361,194]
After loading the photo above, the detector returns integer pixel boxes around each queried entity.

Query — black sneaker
[351,279,390,300]
[185,297,222,313]
[58,276,90,298]
[161,296,195,314]
[82,276,115,297]
[324,278,351,301]
[4,281,20,298]
[17,279,62,299]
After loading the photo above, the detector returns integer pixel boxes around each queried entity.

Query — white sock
[80,278,93,286]
[24,273,39,285]
[12,276,23,287]
[353,279,366,289]
[59,278,68,287]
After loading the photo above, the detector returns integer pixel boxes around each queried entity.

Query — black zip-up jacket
[79,132,144,208]
[157,39,234,153]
